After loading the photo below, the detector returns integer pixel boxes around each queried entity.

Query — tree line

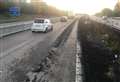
[0,1,68,17]
[95,2,120,17]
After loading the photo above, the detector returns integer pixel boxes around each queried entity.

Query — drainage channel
[52,19,76,48]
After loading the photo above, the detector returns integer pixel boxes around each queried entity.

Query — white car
[102,16,107,20]
[31,18,53,32]
[60,16,68,22]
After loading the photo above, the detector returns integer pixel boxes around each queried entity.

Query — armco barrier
[90,16,120,31]
[112,17,120,20]
[0,22,33,38]
[0,17,60,38]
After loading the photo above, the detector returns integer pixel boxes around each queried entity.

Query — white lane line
[76,41,82,82]
[0,71,2,73]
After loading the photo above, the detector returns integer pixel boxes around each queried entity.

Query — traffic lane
[0,20,72,57]
[0,21,68,54]
[0,20,73,81]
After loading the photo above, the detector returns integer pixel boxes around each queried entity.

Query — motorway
[0,19,74,82]
[0,20,72,57]
[1,16,119,82]
[91,16,120,31]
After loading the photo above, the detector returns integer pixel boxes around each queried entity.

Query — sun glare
[44,0,117,15]
[26,0,31,3]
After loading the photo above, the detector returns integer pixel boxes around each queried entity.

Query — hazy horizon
[44,0,118,15]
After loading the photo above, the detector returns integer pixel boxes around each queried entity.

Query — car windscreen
[34,19,44,23]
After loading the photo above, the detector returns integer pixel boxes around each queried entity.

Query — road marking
[0,71,2,73]
[76,41,83,82]
[75,20,83,82]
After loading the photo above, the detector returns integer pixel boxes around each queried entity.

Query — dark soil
[77,16,120,82]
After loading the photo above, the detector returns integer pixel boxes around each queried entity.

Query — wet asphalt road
[0,20,73,80]
[0,20,72,58]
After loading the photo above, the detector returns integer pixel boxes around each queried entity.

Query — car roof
[61,16,67,18]
[35,18,49,20]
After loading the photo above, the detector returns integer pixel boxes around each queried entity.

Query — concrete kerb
[75,20,83,82]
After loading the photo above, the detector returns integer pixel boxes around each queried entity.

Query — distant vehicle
[60,16,68,22]
[68,16,74,19]
[102,16,107,20]
[31,18,53,32]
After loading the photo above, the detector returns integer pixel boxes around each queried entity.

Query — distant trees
[101,8,113,16]
[95,2,120,17]
[0,2,6,13]
[0,2,15,16]
[0,1,68,17]
[113,1,120,16]
[95,8,113,17]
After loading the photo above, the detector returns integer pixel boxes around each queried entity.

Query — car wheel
[44,28,48,33]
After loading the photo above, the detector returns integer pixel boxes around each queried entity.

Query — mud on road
[77,16,120,82]
[2,20,76,82]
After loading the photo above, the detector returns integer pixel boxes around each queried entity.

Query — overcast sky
[44,0,118,14]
